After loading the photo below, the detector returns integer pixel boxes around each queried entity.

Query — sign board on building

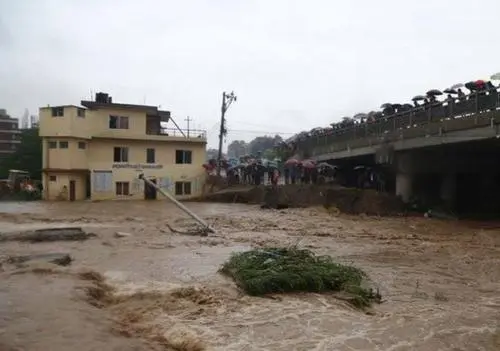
[112,163,163,169]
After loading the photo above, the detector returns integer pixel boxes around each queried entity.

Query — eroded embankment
[199,184,405,216]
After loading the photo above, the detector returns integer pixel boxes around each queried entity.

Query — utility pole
[185,116,192,138]
[217,91,237,176]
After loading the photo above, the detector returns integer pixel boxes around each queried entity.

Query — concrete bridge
[295,94,500,216]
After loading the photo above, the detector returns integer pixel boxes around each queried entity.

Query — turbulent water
[0,201,499,350]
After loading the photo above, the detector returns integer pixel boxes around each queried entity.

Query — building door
[144,178,157,200]
[85,172,91,199]
[69,180,76,201]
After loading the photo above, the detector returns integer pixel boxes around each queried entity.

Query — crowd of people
[281,78,500,152]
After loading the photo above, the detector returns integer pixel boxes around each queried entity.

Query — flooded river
[0,201,499,350]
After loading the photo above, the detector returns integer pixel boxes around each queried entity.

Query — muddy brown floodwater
[0,201,499,351]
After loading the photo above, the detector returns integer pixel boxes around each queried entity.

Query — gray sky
[1,0,499,149]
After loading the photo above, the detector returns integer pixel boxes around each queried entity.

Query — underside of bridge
[324,138,500,218]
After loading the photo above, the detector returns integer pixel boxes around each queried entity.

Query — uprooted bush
[220,247,381,308]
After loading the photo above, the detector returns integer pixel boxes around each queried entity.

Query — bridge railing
[296,88,500,156]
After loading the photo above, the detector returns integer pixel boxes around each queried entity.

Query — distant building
[39,92,207,201]
[0,109,21,159]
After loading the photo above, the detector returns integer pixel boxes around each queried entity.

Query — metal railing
[294,88,500,157]
[147,128,207,139]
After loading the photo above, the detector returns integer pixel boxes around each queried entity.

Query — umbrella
[401,103,414,110]
[285,158,299,166]
[412,95,426,101]
[391,103,402,110]
[380,103,392,109]
[316,162,337,169]
[353,113,368,120]
[475,79,486,87]
[266,161,278,169]
[450,83,464,90]
[426,89,442,96]
[443,88,457,94]
[491,73,500,80]
[465,81,477,91]
[301,160,316,169]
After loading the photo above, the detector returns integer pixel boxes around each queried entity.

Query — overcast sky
[1,0,499,149]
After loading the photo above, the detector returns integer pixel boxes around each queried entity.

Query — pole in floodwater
[138,173,215,234]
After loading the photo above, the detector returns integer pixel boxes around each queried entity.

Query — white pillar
[396,173,413,203]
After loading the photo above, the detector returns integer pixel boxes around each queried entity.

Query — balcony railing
[294,88,500,156]
[148,128,207,139]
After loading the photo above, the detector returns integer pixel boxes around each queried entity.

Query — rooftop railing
[154,127,207,139]
[294,88,500,156]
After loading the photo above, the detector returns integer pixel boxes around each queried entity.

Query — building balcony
[93,128,207,143]
[147,127,207,139]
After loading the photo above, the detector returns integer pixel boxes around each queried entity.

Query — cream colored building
[39,93,207,201]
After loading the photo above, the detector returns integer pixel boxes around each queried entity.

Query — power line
[225,129,296,135]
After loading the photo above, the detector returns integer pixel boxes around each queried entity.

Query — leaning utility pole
[216,91,237,176]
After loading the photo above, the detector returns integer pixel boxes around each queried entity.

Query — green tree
[227,140,248,158]
[248,135,283,156]
[0,128,42,179]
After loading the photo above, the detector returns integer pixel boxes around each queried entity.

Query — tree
[248,135,283,156]
[227,140,248,158]
[0,128,42,179]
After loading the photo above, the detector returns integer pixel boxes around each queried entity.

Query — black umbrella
[465,81,477,91]
[380,103,392,109]
[426,89,443,96]
[412,95,426,101]
[391,103,402,109]
[400,103,413,111]
[443,88,458,94]
[353,112,368,120]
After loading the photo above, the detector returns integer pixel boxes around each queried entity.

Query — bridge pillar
[396,173,413,203]
[395,152,415,203]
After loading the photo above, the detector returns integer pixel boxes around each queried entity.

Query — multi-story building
[39,93,207,201]
[0,109,21,160]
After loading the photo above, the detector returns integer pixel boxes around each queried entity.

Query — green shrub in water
[220,247,380,308]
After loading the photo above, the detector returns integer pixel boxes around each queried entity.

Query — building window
[113,147,128,162]
[59,141,69,149]
[175,181,192,196]
[78,142,86,149]
[146,148,155,163]
[175,150,192,164]
[49,175,57,182]
[48,141,57,149]
[92,171,112,192]
[116,182,130,196]
[51,107,64,117]
[77,108,86,118]
[10,144,16,150]
[109,115,129,129]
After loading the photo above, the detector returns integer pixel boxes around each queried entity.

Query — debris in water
[0,227,96,243]
[220,247,382,308]
[114,231,132,238]
[8,253,73,266]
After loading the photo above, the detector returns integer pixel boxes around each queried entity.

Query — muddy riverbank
[199,184,405,216]
[0,201,499,350]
